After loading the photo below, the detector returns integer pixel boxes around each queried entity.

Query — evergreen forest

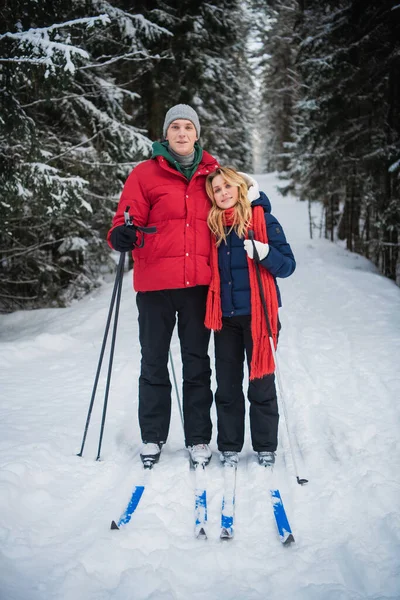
[1,0,399,311]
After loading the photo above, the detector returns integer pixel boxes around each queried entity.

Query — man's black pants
[136,286,213,446]
[214,315,279,453]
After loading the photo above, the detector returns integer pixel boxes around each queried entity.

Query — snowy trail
[1,173,400,600]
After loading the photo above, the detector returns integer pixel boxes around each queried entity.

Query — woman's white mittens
[243,239,270,261]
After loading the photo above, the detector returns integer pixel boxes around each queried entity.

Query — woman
[204,167,296,467]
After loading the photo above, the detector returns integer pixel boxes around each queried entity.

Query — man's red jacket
[108,150,219,292]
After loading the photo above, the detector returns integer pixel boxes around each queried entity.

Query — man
[108,104,219,468]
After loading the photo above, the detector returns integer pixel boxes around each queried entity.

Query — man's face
[166,119,198,156]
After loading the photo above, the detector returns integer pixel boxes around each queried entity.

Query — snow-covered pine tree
[132,0,254,169]
[250,0,299,175]
[0,0,169,311]
[196,0,254,169]
[256,1,399,283]
[292,0,400,283]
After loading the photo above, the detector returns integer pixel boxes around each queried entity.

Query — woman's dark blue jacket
[218,192,296,317]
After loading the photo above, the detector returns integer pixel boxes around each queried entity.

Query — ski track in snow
[1,173,400,600]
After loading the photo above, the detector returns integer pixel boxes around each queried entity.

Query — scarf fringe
[204,287,222,331]
[248,275,278,379]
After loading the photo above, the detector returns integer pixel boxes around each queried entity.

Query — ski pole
[248,230,308,485]
[77,250,126,458]
[77,207,157,459]
[169,349,185,436]
[95,249,125,460]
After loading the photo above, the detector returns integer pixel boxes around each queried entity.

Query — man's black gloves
[109,225,138,252]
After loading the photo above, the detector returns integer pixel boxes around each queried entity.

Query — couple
[107,105,296,469]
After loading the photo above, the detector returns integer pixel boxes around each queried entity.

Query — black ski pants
[214,315,279,453]
[136,286,213,447]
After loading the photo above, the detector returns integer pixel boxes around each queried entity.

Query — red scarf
[205,206,279,379]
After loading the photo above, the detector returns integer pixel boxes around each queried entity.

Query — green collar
[152,141,203,180]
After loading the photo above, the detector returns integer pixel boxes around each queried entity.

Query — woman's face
[211,175,239,210]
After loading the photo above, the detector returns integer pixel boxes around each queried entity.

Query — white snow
[1,173,400,600]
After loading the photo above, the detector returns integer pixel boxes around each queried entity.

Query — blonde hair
[206,167,252,246]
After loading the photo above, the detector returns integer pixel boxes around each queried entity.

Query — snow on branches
[0,16,110,76]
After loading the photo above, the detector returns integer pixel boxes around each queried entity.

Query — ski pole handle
[248,229,261,263]
[124,206,156,232]
[123,206,157,248]
[124,206,133,227]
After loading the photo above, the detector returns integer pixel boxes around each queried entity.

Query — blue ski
[270,488,295,544]
[111,485,145,530]
[194,464,208,538]
[220,465,237,539]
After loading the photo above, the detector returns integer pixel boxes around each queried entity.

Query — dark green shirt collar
[152,141,203,180]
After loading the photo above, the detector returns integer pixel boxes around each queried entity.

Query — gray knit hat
[163,104,201,138]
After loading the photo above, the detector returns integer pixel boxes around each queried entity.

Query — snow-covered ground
[1,173,400,600]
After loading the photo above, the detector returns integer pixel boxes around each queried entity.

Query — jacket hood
[251,191,272,214]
